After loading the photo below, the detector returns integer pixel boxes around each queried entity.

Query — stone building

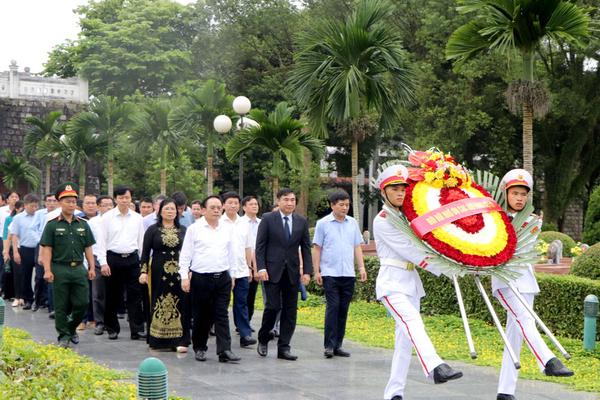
[0,60,95,195]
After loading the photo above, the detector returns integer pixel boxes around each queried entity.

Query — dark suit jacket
[255,211,313,284]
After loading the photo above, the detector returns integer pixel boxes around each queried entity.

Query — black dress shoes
[218,350,241,363]
[257,342,268,357]
[240,336,257,347]
[194,350,207,362]
[391,396,403,400]
[324,348,334,358]
[334,348,351,357]
[48,311,55,319]
[497,394,516,400]
[94,324,105,335]
[23,302,32,310]
[433,363,463,384]
[32,304,39,312]
[108,331,118,340]
[70,334,80,344]
[544,357,574,377]
[277,350,298,361]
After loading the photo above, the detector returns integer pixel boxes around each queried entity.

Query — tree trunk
[107,133,114,196]
[78,163,86,198]
[45,162,51,195]
[272,175,279,206]
[351,139,360,228]
[522,100,534,175]
[160,169,167,195]
[297,149,311,217]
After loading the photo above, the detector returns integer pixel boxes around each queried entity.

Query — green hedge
[571,242,600,280]
[309,256,600,340]
[539,231,577,257]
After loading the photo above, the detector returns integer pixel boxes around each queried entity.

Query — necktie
[284,216,291,241]
[508,214,514,222]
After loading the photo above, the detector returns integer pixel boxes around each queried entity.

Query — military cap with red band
[55,182,79,200]
[500,169,533,192]
[376,164,409,190]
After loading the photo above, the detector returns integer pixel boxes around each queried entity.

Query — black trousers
[323,276,355,350]
[14,246,35,303]
[104,252,144,335]
[191,270,232,354]
[33,246,47,307]
[247,278,258,322]
[258,268,298,352]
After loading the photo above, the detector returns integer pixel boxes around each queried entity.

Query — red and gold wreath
[402,150,517,267]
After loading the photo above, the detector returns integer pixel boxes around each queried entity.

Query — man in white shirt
[97,186,145,341]
[240,195,261,323]
[220,192,256,347]
[88,195,113,336]
[142,194,166,231]
[179,195,241,363]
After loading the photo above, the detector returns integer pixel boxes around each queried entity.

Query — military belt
[380,258,415,271]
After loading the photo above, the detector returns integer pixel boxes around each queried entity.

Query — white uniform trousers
[381,293,444,399]
[495,289,555,395]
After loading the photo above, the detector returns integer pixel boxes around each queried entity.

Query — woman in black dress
[139,198,189,352]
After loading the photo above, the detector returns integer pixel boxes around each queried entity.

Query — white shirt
[0,205,10,237]
[87,214,104,257]
[492,213,541,294]
[178,217,237,279]
[220,213,252,278]
[143,212,158,232]
[374,210,433,300]
[97,207,144,265]
[240,214,261,250]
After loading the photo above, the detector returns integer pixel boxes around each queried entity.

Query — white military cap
[500,168,533,191]
[376,164,409,190]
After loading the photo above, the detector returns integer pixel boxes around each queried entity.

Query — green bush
[311,256,600,339]
[583,184,600,244]
[539,231,577,257]
[542,221,558,232]
[571,242,600,280]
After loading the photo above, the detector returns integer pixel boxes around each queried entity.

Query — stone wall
[0,98,100,195]
[562,197,584,241]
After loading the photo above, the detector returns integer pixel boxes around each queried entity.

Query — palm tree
[288,0,416,225]
[446,0,591,174]
[226,102,323,204]
[23,111,63,194]
[69,95,135,195]
[0,150,41,191]
[63,121,106,197]
[170,80,232,195]
[130,98,182,195]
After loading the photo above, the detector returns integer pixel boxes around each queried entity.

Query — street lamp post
[232,96,251,198]
[212,114,233,195]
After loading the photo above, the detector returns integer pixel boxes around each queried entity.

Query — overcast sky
[0,0,194,74]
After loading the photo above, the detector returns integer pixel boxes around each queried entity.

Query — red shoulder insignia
[379,210,387,218]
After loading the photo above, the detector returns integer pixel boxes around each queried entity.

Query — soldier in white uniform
[492,169,573,400]
[374,164,463,400]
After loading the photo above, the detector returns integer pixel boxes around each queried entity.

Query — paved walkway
[5,306,598,400]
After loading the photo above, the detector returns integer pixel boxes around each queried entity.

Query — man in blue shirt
[30,193,59,312]
[9,193,40,309]
[312,189,367,358]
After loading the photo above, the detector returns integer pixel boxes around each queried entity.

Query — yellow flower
[435,169,445,179]
[424,172,435,182]
[446,177,458,187]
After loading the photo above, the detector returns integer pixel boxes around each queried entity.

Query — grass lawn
[295,296,600,393]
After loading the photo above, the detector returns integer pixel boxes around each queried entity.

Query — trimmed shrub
[583,184,600,244]
[542,221,558,232]
[571,242,600,280]
[317,256,600,339]
[539,231,577,257]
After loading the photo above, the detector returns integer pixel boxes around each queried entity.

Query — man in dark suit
[255,188,312,361]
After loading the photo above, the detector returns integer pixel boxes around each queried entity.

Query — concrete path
[5,306,598,400]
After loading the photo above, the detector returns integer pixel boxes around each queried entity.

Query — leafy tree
[583,185,600,245]
[0,150,41,191]
[226,102,323,203]
[69,95,135,196]
[130,98,182,195]
[289,0,416,225]
[170,80,233,195]
[45,0,200,97]
[62,123,106,197]
[23,111,64,194]
[446,0,591,175]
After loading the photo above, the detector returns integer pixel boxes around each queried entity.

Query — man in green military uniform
[40,182,96,348]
